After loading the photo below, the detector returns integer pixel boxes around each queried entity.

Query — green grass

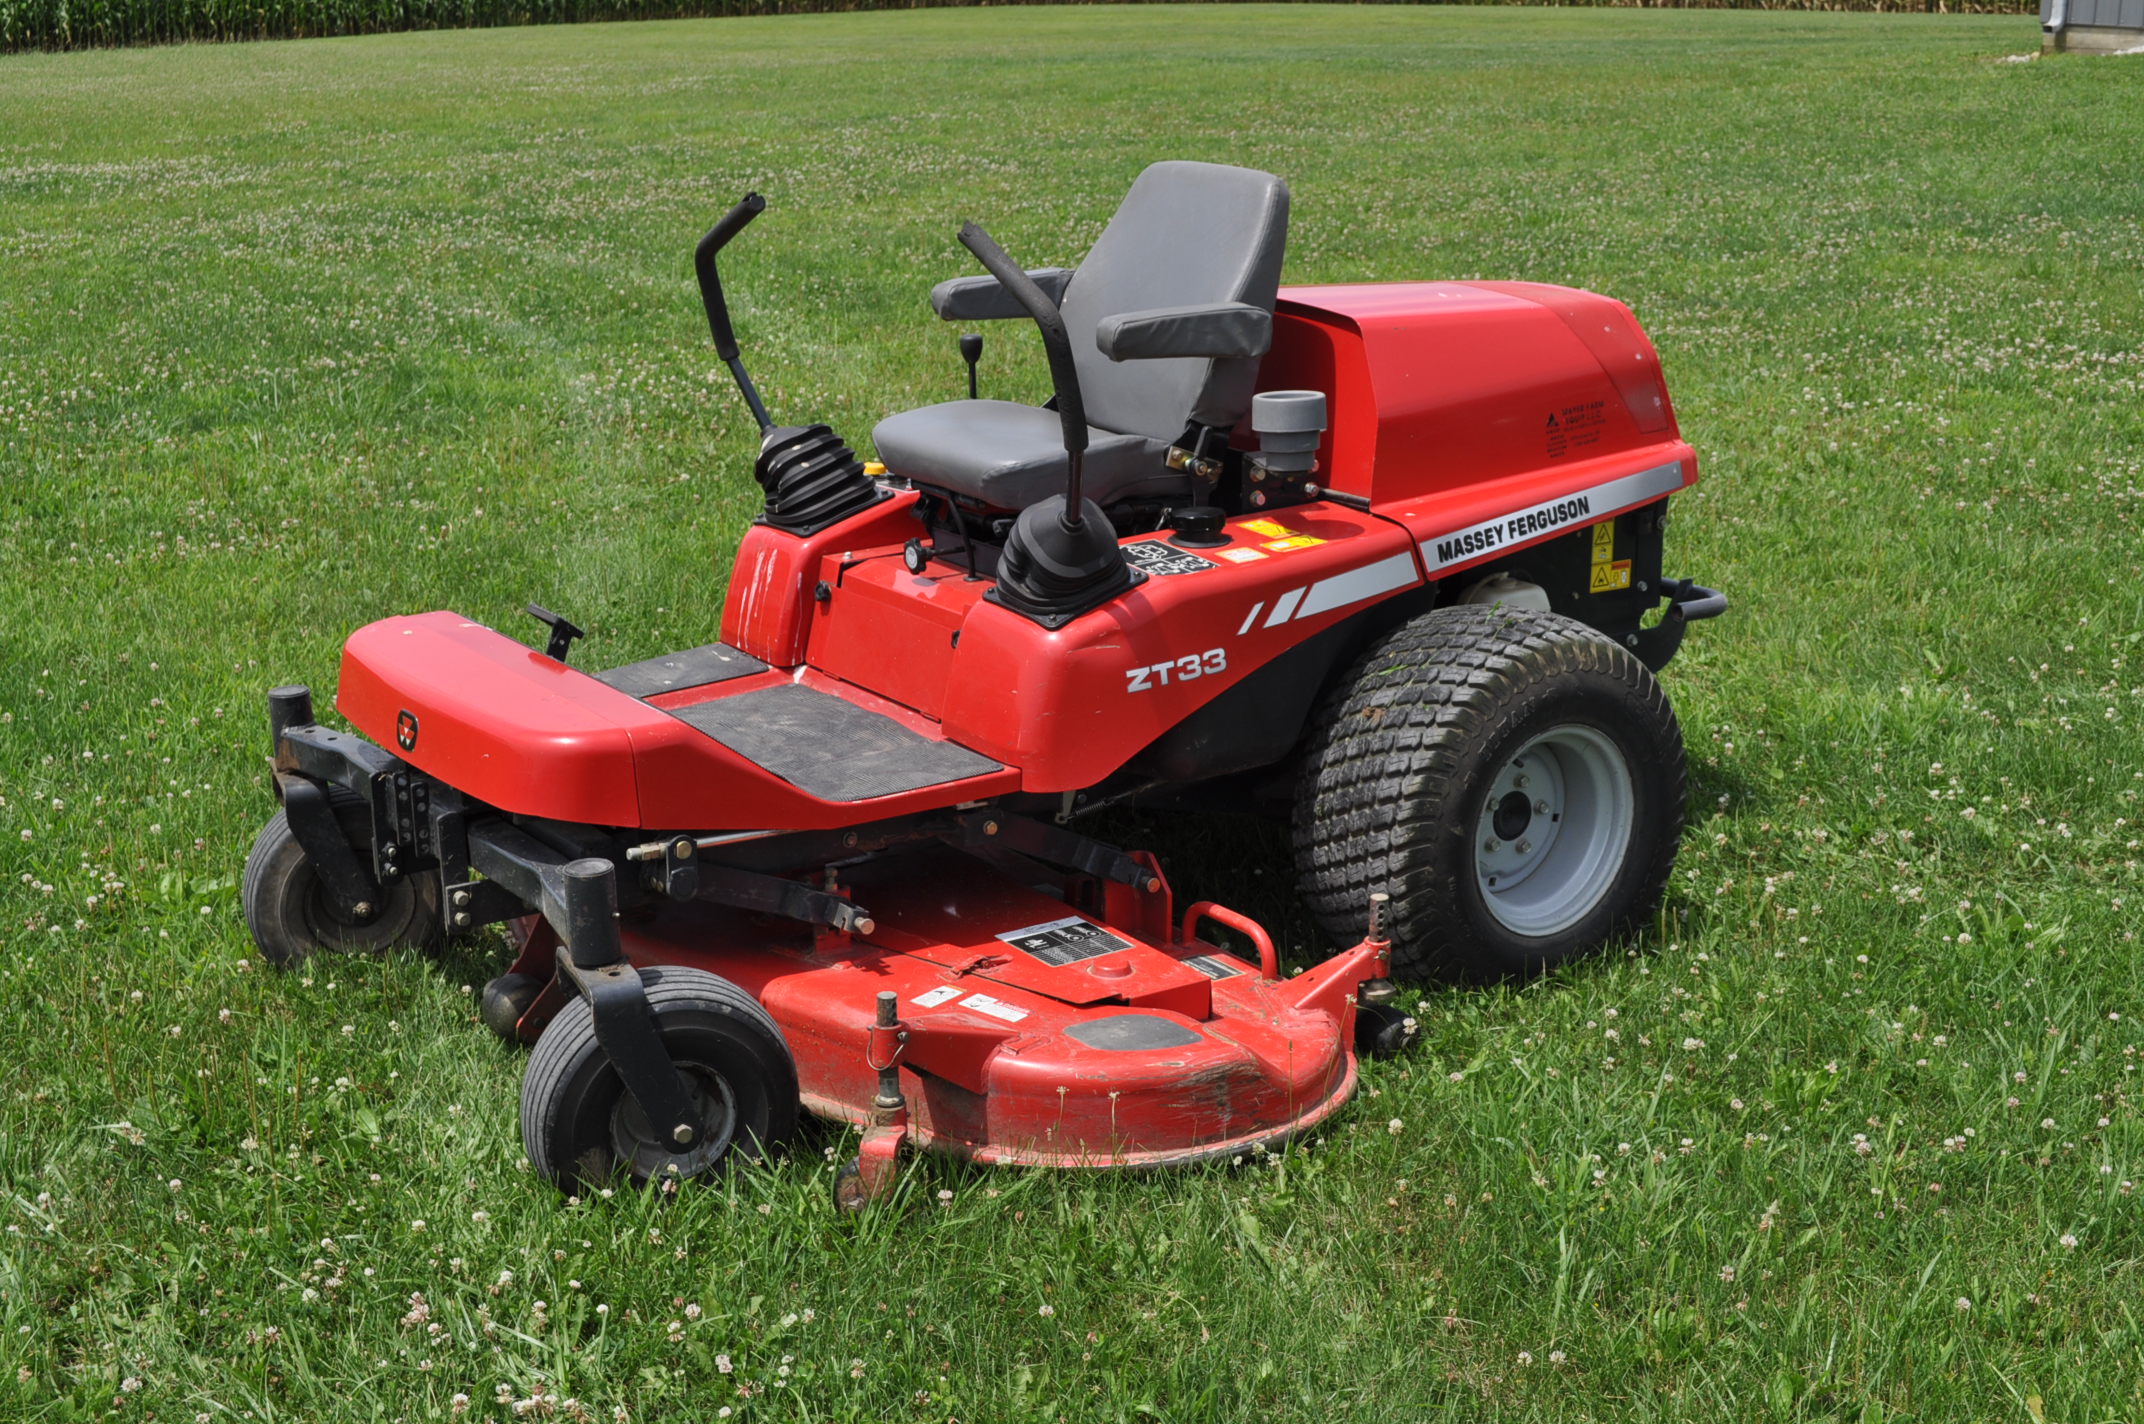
[2,6,2141,1420]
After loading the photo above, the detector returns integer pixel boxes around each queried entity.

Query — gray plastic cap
[1251,389,1328,436]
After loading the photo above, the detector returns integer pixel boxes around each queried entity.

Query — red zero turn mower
[243,162,1724,1202]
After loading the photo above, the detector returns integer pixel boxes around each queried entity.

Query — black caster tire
[1354,1002,1418,1059]
[520,965,799,1190]
[1294,605,1685,980]
[481,973,544,1042]
[240,788,441,967]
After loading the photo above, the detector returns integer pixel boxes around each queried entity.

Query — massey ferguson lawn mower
[242,162,1723,1202]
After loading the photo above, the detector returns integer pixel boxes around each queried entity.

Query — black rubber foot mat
[1065,1015,1204,1051]
[594,643,768,699]
[668,684,1001,802]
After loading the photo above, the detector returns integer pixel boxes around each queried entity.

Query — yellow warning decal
[1590,559,1632,593]
[1218,547,1268,563]
[1591,521,1616,562]
[1241,518,1295,539]
[1264,535,1326,552]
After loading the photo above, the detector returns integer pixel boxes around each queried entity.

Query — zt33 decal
[1126,648,1226,693]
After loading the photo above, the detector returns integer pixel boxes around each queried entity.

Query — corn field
[0,0,2042,54]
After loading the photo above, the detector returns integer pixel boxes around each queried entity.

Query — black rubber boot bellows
[986,495,1139,629]
[754,424,881,535]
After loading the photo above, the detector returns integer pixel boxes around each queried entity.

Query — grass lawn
[4,5,2142,1420]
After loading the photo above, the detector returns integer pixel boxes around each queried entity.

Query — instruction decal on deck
[958,992,1030,1024]
[1240,518,1296,539]
[1217,547,1268,564]
[998,915,1134,967]
[1184,954,1245,981]
[1120,540,1218,577]
[911,985,962,1009]
[1263,534,1325,552]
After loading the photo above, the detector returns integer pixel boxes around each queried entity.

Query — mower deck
[496,842,1382,1172]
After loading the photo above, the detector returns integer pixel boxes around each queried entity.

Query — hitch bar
[1629,577,1728,672]
[468,823,705,1149]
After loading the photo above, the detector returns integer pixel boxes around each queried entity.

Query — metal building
[2043,0,2144,52]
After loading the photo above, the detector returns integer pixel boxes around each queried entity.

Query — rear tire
[241,789,440,966]
[1293,605,1684,979]
[520,966,799,1190]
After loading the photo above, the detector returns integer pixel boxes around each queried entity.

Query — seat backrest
[1060,161,1289,444]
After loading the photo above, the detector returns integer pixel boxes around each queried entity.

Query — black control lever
[525,603,586,663]
[960,332,983,400]
[695,192,773,433]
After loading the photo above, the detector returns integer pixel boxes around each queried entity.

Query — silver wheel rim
[1473,724,1635,938]
[610,1064,737,1180]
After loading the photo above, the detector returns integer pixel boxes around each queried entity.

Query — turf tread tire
[1292,605,1684,979]
[521,965,798,1190]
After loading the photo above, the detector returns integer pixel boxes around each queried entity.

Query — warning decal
[1588,518,1630,591]
[998,915,1134,967]
[1420,461,1683,573]
[911,985,962,1009]
[1183,954,1245,981]
[1262,535,1325,552]
[1239,518,1296,539]
[1546,400,1606,459]
[1121,540,1218,577]
[1218,547,1268,564]
[958,992,1030,1024]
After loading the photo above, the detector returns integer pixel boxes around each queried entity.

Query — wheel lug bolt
[1516,839,1533,855]
[1514,775,1530,789]
[1535,799,1550,815]
[1483,838,1500,854]
[352,901,373,918]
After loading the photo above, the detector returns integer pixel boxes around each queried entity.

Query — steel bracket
[273,771,381,918]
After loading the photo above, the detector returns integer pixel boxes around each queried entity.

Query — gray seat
[872,160,1290,512]
[871,403,1178,512]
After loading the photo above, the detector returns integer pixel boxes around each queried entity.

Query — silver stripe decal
[1237,602,1265,636]
[1265,588,1306,627]
[1293,550,1420,620]
[1418,460,1685,573]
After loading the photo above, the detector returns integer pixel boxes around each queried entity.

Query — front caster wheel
[520,965,799,1190]
[1294,605,1685,980]
[241,789,440,966]
[1354,1002,1419,1059]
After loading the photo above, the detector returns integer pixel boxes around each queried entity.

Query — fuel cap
[1167,506,1227,548]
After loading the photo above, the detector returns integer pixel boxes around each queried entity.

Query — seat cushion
[871,399,1179,511]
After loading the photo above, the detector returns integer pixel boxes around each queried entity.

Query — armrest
[929,268,1074,321]
[1094,303,1273,362]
